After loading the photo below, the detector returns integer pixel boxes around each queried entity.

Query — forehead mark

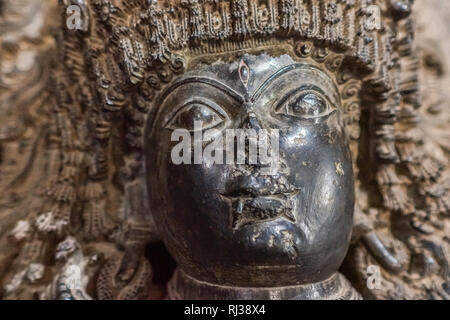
[238,59,251,90]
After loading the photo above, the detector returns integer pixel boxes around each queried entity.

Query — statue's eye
[276,91,333,118]
[165,99,226,131]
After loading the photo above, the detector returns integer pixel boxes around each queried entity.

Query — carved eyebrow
[158,76,245,105]
[251,64,298,102]
[250,64,340,105]
[274,84,330,109]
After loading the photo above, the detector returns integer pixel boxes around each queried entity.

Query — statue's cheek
[281,122,354,227]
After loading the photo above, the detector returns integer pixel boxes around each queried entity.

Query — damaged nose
[241,112,263,131]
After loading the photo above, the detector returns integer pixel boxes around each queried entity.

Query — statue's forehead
[169,53,340,105]
[183,53,296,97]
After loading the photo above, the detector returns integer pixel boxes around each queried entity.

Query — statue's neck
[167,268,361,300]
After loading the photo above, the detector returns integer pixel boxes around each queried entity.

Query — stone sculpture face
[145,53,355,287]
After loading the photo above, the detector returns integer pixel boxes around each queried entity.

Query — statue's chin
[153,201,351,287]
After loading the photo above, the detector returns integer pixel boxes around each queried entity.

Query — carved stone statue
[0,0,449,300]
[150,53,358,299]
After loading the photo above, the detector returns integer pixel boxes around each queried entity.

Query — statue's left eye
[165,99,226,131]
[276,91,333,118]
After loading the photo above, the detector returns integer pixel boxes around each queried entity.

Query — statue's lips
[223,174,299,198]
[221,191,299,230]
[223,188,298,197]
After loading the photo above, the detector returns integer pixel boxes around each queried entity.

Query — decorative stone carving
[0,0,448,300]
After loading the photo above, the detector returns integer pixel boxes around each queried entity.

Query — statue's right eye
[165,99,226,132]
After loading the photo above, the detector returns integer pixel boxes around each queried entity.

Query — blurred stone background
[416,0,450,91]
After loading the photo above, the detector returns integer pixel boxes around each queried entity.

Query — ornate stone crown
[85,0,386,85]
[134,0,371,60]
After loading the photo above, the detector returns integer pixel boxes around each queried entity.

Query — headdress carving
[0,0,449,300]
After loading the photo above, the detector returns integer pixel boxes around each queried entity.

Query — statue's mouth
[223,187,298,198]
[221,173,300,229]
[221,188,299,230]
[223,173,299,196]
